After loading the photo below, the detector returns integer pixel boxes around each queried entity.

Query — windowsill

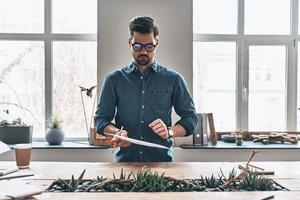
[6,141,300,150]
[181,141,300,149]
[8,141,110,149]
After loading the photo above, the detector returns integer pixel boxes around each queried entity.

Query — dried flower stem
[163,176,199,190]
[80,91,89,138]
[85,179,134,191]
[221,150,259,189]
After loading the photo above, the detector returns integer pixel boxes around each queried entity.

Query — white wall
[97,0,194,145]
[97,0,193,90]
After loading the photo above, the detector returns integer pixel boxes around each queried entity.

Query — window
[52,0,97,33]
[193,0,237,34]
[248,46,286,131]
[0,0,44,33]
[0,0,97,138]
[53,42,97,138]
[193,42,236,131]
[0,41,45,136]
[194,0,296,132]
[245,0,290,35]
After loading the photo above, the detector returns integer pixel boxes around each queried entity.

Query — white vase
[45,128,65,145]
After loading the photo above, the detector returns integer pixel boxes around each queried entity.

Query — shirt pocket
[149,88,172,110]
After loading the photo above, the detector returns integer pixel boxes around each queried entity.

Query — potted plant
[0,116,33,144]
[45,114,65,145]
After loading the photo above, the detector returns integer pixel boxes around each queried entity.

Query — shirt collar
[125,61,159,73]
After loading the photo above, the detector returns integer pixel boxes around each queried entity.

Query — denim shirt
[95,61,197,162]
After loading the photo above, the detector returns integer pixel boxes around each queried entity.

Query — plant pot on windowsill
[0,125,33,144]
[45,114,65,145]
[0,118,33,144]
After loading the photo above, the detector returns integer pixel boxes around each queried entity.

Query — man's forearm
[170,124,187,138]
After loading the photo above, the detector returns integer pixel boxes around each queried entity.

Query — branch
[0,102,38,123]
[85,179,134,191]
[220,150,259,189]
[163,176,200,190]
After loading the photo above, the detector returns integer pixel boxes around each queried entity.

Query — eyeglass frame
[131,42,158,52]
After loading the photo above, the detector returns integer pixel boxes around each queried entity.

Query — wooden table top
[1,161,300,199]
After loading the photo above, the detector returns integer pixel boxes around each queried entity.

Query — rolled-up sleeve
[172,74,197,136]
[95,74,117,135]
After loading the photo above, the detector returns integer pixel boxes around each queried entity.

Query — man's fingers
[116,140,131,147]
[152,123,164,132]
[121,141,132,147]
[111,137,120,143]
[154,126,166,134]
[158,131,168,139]
[111,130,131,148]
[149,119,162,128]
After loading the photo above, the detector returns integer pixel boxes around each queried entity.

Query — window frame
[193,0,299,131]
[0,0,97,140]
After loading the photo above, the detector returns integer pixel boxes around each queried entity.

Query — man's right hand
[111,130,131,148]
[103,125,132,148]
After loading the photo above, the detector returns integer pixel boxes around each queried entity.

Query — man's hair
[129,16,159,37]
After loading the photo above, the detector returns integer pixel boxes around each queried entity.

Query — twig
[163,176,200,190]
[249,164,264,170]
[0,102,38,123]
[221,150,259,188]
[238,164,274,175]
[85,179,134,191]
[260,195,274,200]
[270,179,290,191]
[89,92,97,132]
[80,90,89,138]
[0,81,25,118]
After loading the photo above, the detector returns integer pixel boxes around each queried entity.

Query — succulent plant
[0,118,27,127]
[47,114,63,129]
[48,168,287,193]
[238,171,275,191]
[51,169,86,192]
[200,174,223,188]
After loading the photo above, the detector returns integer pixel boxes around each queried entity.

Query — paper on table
[0,141,10,155]
[0,168,34,180]
[0,166,18,176]
[105,133,170,150]
[0,180,43,199]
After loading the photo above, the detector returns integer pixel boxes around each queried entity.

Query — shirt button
[142,105,144,109]
[140,151,143,154]
[140,136,143,140]
[141,121,144,124]
[142,91,145,94]
[140,76,143,79]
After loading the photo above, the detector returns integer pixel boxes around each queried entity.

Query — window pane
[0,41,45,136]
[249,46,286,131]
[53,41,97,137]
[193,0,237,34]
[52,0,97,33]
[245,0,290,35]
[0,0,44,33]
[193,42,236,131]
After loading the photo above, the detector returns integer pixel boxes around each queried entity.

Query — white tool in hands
[105,133,170,150]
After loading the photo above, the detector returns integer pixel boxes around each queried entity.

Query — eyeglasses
[131,43,157,52]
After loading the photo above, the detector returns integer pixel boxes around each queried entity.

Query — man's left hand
[149,119,168,139]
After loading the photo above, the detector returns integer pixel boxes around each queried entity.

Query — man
[95,16,197,162]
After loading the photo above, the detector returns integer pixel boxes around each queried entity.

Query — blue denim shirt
[95,61,197,162]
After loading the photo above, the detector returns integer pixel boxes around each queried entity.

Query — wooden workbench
[2,161,300,199]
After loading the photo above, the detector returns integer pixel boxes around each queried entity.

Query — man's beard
[135,55,151,66]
